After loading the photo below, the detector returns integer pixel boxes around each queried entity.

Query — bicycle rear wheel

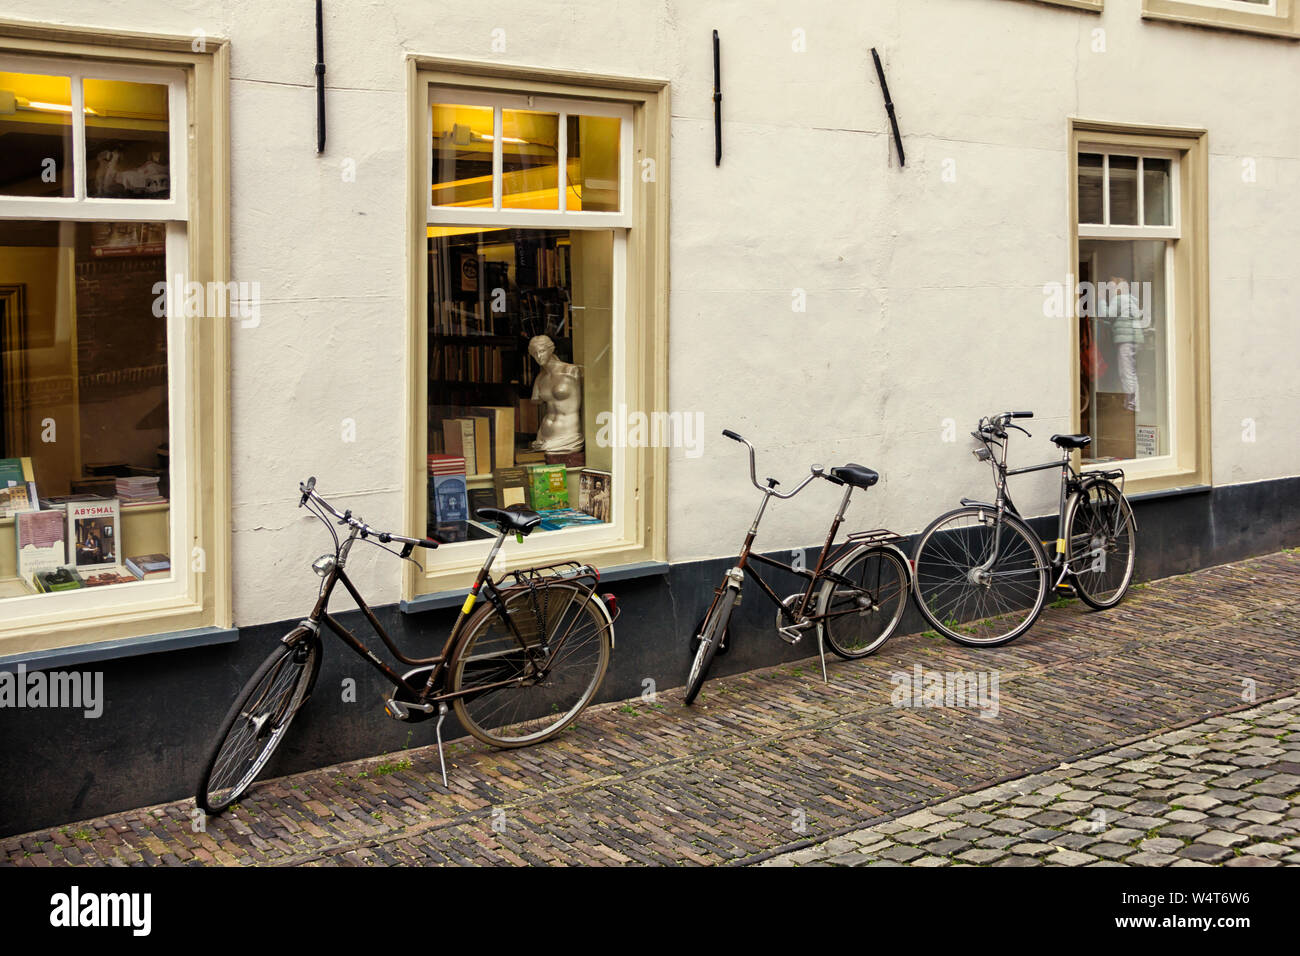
[450,581,611,748]
[684,588,735,706]
[912,506,1049,647]
[817,545,910,659]
[1065,480,1136,610]
[197,633,320,815]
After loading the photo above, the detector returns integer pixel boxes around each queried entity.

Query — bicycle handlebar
[721,429,827,500]
[299,478,439,550]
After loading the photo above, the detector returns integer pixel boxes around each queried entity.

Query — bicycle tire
[450,581,611,748]
[816,545,910,660]
[196,632,320,815]
[684,588,735,706]
[1065,479,1137,610]
[912,506,1050,647]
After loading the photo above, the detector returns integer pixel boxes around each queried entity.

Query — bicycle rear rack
[846,528,909,548]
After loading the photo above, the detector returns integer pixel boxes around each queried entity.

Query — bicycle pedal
[383,699,409,721]
[777,625,804,645]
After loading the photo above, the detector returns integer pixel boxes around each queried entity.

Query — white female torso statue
[529,335,584,452]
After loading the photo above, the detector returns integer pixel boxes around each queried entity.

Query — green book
[528,464,569,510]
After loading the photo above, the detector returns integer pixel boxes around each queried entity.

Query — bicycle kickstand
[434,702,449,788]
[816,626,828,683]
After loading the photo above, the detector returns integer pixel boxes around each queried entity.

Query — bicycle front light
[312,554,337,577]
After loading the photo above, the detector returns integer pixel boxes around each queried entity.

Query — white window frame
[428,87,633,230]
[1077,143,1183,479]
[0,52,195,627]
[1179,0,1277,13]
[423,88,637,576]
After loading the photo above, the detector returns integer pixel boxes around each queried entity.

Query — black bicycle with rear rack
[683,430,911,706]
[195,477,616,814]
[911,410,1137,648]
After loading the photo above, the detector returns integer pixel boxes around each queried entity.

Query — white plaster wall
[1,0,1295,627]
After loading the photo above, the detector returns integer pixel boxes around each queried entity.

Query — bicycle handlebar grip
[722,429,743,442]
[1011,411,1033,419]
[419,537,440,549]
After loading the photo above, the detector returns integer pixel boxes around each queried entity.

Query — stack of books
[115,475,165,507]
[427,455,468,525]
[125,553,171,580]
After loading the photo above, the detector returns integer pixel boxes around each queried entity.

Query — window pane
[84,79,170,199]
[431,104,494,208]
[565,115,620,212]
[501,110,559,210]
[1107,155,1139,226]
[0,220,171,598]
[1077,153,1103,224]
[426,227,613,541]
[1078,239,1169,463]
[1143,158,1172,227]
[0,72,73,197]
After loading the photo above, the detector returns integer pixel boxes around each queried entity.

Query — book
[115,475,164,506]
[83,569,140,588]
[536,508,604,531]
[472,405,516,470]
[441,419,478,475]
[528,464,569,510]
[514,449,546,465]
[67,498,121,571]
[469,416,492,476]
[545,450,586,468]
[493,466,531,510]
[15,510,66,580]
[432,472,468,524]
[125,553,171,578]
[468,487,496,519]
[0,457,37,518]
[579,469,612,522]
[34,566,85,593]
[427,454,467,476]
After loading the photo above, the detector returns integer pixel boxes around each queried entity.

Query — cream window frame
[1068,120,1211,495]
[1143,0,1299,38]
[406,57,669,600]
[0,20,231,656]
[1008,1,1104,13]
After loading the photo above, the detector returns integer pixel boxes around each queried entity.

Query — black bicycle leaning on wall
[683,430,911,705]
[195,478,616,814]
[911,411,1137,648]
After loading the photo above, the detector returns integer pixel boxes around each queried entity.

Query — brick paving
[761,693,1300,867]
[1,549,1297,867]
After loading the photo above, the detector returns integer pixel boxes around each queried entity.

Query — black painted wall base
[1,475,1296,836]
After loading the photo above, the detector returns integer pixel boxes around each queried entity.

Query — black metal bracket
[712,30,722,166]
[315,0,327,154]
[871,47,904,167]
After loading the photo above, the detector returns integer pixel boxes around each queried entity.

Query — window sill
[0,624,236,673]
[1142,2,1300,40]
[1016,0,1104,12]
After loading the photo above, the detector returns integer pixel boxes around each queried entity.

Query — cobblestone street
[2,550,1297,867]
[762,693,1300,867]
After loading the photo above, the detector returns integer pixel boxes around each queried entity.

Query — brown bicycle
[683,430,911,705]
[196,477,615,814]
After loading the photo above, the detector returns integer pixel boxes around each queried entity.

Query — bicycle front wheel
[684,588,735,706]
[450,582,611,748]
[912,506,1049,647]
[1065,480,1136,609]
[817,545,910,659]
[197,633,320,815]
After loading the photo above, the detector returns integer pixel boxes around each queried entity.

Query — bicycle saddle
[476,507,542,536]
[831,463,879,489]
[1050,434,1092,449]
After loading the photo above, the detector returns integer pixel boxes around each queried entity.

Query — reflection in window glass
[84,79,170,199]
[1143,158,1171,227]
[426,227,613,542]
[1077,239,1169,463]
[0,72,73,198]
[565,115,620,212]
[501,110,559,210]
[0,219,171,597]
[431,104,494,208]
[1077,153,1104,224]
[1108,156,1139,226]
